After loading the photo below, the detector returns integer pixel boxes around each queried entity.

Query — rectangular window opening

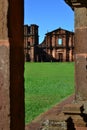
[58,38,62,45]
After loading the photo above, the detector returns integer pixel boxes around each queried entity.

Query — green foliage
[24,62,74,124]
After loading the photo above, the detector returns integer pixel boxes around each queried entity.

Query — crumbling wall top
[65,0,87,10]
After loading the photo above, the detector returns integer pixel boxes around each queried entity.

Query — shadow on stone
[80,106,87,127]
[66,117,76,130]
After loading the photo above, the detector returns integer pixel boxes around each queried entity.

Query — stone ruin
[0,0,87,130]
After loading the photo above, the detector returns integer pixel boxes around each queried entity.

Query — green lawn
[25,62,74,124]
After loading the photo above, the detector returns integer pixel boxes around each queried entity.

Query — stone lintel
[65,0,87,10]
[62,103,84,114]
[62,101,87,114]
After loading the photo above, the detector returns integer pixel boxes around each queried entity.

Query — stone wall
[0,0,24,130]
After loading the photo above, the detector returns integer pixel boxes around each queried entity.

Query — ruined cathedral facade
[24,24,74,62]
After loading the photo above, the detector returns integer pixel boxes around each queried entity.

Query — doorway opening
[24,0,74,125]
[58,53,63,62]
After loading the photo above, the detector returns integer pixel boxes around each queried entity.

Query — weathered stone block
[0,40,10,130]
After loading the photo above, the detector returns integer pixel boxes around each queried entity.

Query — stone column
[74,7,87,101]
[0,0,24,130]
[69,49,72,62]
[52,49,56,58]
[65,0,87,101]
[30,46,35,62]
[63,49,66,62]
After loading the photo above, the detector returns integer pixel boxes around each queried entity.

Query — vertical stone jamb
[8,0,25,130]
[0,0,10,130]
[74,7,87,101]
[0,0,25,130]
[65,0,87,101]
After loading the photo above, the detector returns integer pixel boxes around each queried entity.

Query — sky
[24,0,74,43]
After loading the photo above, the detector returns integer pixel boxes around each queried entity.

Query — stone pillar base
[63,102,87,127]
[40,101,87,130]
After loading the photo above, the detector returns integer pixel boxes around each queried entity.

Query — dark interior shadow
[66,117,76,130]
[80,106,87,127]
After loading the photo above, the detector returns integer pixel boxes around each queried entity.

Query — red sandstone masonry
[0,40,9,46]
[0,1,24,130]
[0,40,10,130]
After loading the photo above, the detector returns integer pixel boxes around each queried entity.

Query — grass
[25,62,74,124]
